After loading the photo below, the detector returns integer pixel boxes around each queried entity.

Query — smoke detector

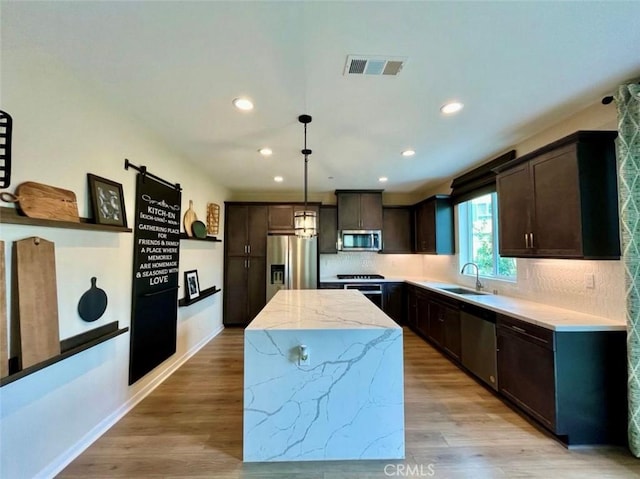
[344,55,407,76]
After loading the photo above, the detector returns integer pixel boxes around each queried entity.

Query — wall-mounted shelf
[1,321,128,387]
[179,233,221,242]
[179,286,221,307]
[0,206,132,233]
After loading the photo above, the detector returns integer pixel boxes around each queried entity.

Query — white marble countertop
[405,280,625,332]
[319,275,625,332]
[247,289,401,330]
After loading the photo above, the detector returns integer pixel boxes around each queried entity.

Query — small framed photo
[87,174,128,227]
[185,270,200,300]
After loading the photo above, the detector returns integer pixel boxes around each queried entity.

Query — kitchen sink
[437,286,488,295]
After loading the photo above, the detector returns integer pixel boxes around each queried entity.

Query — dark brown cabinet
[383,282,405,324]
[381,207,412,253]
[426,296,460,360]
[497,314,627,445]
[336,190,383,230]
[413,195,454,254]
[319,205,338,254]
[267,204,319,233]
[223,203,268,326]
[496,131,620,259]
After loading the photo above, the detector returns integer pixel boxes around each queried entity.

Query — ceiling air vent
[344,55,407,76]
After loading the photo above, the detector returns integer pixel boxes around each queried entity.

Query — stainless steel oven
[344,283,384,309]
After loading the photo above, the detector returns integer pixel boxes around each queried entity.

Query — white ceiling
[3,1,640,197]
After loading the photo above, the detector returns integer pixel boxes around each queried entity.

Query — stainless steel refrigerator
[266,235,318,302]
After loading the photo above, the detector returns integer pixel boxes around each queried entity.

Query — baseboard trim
[39,324,225,479]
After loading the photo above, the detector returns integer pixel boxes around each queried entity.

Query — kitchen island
[243,289,405,462]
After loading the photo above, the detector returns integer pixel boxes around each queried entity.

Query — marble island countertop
[247,289,401,330]
[320,276,625,332]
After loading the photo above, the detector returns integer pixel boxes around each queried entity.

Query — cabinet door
[226,205,248,256]
[319,206,338,253]
[406,286,417,329]
[497,163,532,256]
[247,256,266,323]
[414,201,435,253]
[223,257,248,325]
[360,193,383,230]
[383,283,405,324]
[337,193,362,230]
[415,293,430,337]
[443,305,461,360]
[382,208,412,253]
[248,206,268,257]
[427,300,445,346]
[497,328,556,430]
[268,205,294,232]
[531,146,582,257]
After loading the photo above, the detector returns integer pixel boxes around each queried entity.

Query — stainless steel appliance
[460,303,498,390]
[338,230,382,252]
[338,274,385,309]
[266,235,318,302]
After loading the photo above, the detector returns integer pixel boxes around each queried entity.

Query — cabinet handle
[511,325,526,333]
[524,233,529,248]
[530,232,534,248]
[248,244,251,254]
[244,245,247,254]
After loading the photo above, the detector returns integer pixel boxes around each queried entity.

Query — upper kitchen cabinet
[319,205,338,254]
[336,190,383,230]
[225,203,268,257]
[267,203,320,233]
[413,195,454,254]
[381,207,413,254]
[495,131,620,259]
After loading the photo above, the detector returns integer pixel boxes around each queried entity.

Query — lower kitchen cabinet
[383,282,405,324]
[427,296,460,360]
[406,286,418,329]
[223,256,266,326]
[497,314,627,445]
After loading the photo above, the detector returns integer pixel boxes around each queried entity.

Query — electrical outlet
[585,273,595,289]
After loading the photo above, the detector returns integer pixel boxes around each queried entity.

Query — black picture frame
[185,270,200,300]
[87,174,127,227]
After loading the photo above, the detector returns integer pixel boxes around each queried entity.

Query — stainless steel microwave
[338,230,382,252]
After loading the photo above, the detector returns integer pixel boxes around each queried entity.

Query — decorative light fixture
[259,147,273,156]
[379,176,388,183]
[233,97,254,111]
[274,176,284,182]
[402,149,415,157]
[294,114,317,238]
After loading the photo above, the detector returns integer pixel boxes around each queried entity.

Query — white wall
[0,48,228,478]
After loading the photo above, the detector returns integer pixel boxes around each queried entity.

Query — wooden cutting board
[183,200,197,237]
[15,237,60,369]
[0,241,7,377]
[1,181,79,222]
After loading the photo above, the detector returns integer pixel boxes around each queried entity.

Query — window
[458,192,516,280]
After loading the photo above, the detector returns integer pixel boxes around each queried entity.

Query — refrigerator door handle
[286,240,292,289]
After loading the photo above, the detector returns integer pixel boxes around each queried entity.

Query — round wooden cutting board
[183,200,197,237]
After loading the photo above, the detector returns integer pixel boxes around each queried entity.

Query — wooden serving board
[183,200,197,237]
[3,181,79,222]
[0,241,7,377]
[15,237,60,369]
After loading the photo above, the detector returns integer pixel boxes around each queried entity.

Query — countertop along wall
[0,49,228,478]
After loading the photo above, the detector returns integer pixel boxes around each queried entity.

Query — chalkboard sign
[129,174,181,385]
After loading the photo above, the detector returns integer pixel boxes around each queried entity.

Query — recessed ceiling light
[440,101,464,115]
[379,177,388,183]
[274,176,284,182]
[402,149,415,157]
[233,97,254,111]
[259,148,272,156]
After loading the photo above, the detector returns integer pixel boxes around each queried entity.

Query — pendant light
[294,114,317,238]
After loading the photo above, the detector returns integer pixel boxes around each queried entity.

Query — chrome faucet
[461,262,484,291]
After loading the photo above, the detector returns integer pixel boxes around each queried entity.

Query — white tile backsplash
[320,252,625,320]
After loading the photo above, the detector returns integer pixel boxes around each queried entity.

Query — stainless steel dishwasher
[459,302,498,390]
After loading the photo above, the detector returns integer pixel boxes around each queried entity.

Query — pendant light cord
[304,122,308,211]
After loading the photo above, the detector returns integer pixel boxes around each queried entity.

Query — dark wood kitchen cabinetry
[383,282,405,324]
[413,195,454,254]
[497,314,627,445]
[426,294,461,360]
[319,205,338,254]
[381,207,413,253]
[336,190,383,230]
[495,131,620,259]
[223,203,268,326]
[267,203,320,233]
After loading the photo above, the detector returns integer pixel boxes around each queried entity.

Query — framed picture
[87,174,128,227]
[185,270,200,300]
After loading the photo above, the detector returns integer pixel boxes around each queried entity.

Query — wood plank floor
[59,327,640,478]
